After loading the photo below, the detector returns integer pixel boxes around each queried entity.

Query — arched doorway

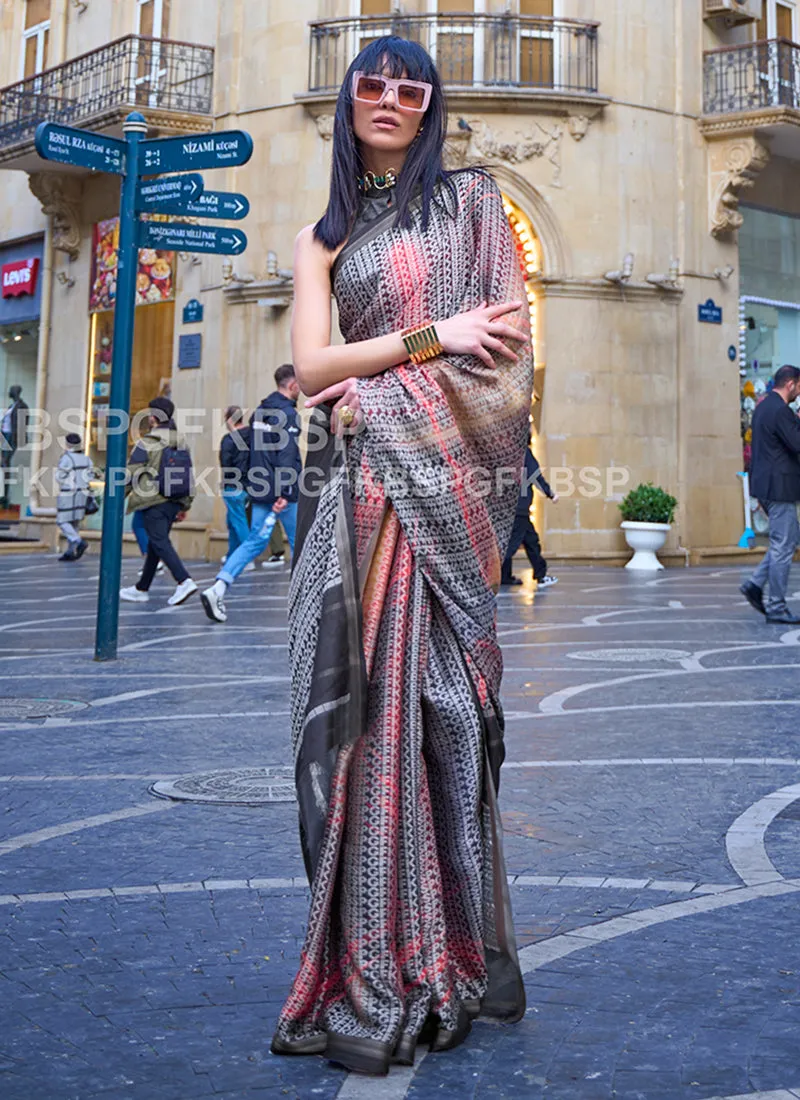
[502,194,546,533]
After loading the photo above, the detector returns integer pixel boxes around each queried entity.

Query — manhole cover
[150,767,296,805]
[0,697,90,719]
[567,649,691,663]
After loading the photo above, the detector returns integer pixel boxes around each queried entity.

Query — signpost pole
[94,111,147,661]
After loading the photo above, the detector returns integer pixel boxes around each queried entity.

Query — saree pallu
[272,171,534,1063]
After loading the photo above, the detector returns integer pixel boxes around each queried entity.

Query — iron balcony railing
[0,35,214,152]
[704,38,800,114]
[307,13,600,96]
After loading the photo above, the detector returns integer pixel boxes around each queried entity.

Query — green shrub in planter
[619,483,677,525]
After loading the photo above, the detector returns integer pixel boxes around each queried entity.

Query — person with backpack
[119,396,197,607]
[201,371,302,623]
[219,404,252,562]
[55,432,93,561]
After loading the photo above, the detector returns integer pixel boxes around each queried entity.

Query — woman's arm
[291,226,407,397]
[291,225,527,398]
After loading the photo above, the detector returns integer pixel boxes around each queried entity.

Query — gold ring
[338,405,355,427]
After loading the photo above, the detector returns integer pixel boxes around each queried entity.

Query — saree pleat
[273,170,534,1058]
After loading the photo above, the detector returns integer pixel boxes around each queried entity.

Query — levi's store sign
[2,258,40,298]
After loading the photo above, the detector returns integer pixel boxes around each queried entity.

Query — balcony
[702,38,800,155]
[0,35,214,173]
[299,13,606,116]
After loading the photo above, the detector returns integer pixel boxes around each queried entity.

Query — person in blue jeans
[201,365,302,623]
[219,405,251,559]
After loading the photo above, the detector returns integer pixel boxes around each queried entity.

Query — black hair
[149,395,176,428]
[274,363,296,387]
[314,36,456,250]
[774,364,800,389]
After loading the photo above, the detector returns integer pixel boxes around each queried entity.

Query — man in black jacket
[740,364,800,624]
[202,365,302,623]
[501,445,559,587]
[1,384,29,509]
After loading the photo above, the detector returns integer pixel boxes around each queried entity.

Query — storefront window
[739,205,800,470]
[86,218,176,469]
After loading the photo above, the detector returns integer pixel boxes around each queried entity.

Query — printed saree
[272,170,534,1068]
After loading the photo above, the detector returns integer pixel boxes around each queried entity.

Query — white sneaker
[538,575,559,587]
[201,582,227,623]
[167,578,198,606]
[244,561,256,573]
[262,554,285,568]
[120,585,149,603]
[138,562,166,578]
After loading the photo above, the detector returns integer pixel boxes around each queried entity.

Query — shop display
[89,217,175,312]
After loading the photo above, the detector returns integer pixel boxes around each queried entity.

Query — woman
[55,432,93,561]
[271,37,534,1075]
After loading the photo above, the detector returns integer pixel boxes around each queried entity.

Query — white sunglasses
[351,71,432,113]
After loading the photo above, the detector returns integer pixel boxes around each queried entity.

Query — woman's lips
[373,117,399,131]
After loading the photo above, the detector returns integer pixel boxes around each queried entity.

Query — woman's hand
[436,301,527,369]
[304,377,363,437]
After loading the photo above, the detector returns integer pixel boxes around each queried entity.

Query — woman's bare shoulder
[295,223,344,270]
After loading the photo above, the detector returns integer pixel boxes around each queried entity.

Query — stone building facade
[0,0,796,562]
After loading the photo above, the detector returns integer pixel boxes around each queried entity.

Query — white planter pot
[620,521,671,571]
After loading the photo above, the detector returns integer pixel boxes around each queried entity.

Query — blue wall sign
[178,333,202,369]
[728,345,737,362]
[182,299,204,324]
[698,298,723,324]
[140,130,253,174]
[35,122,125,173]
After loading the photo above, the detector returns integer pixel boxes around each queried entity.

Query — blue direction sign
[140,130,253,174]
[35,122,125,174]
[142,189,250,220]
[139,221,247,255]
[137,172,203,212]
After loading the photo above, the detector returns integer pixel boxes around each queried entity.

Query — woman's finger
[474,345,496,369]
[484,301,522,319]
[305,380,351,408]
[483,336,518,363]
[488,322,528,343]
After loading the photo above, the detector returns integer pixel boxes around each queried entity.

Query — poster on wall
[89,217,175,312]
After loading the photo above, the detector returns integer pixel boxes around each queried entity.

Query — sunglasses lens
[398,83,425,109]
[356,75,385,102]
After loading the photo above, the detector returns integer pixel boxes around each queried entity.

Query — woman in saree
[271,36,534,1076]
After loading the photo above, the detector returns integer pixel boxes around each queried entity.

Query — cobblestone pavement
[2,552,800,1099]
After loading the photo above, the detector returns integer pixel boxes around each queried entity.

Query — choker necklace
[357,168,397,193]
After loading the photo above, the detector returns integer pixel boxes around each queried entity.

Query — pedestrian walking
[259,364,302,568]
[119,396,197,607]
[0,384,29,509]
[269,37,533,1074]
[219,404,252,564]
[501,444,559,587]
[740,364,800,624]
[55,432,93,561]
[201,369,302,623]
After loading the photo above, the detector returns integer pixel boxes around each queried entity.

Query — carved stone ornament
[567,114,590,141]
[314,114,335,141]
[708,136,770,238]
[28,173,83,260]
[449,120,564,186]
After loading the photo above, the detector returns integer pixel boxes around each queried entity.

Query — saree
[272,170,534,1067]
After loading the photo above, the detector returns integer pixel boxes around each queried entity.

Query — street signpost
[35,112,252,660]
[136,172,204,211]
[139,222,247,255]
[35,123,125,173]
[138,188,249,220]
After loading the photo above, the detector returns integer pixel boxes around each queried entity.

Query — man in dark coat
[201,364,302,623]
[741,364,800,624]
[501,444,559,587]
[0,384,29,509]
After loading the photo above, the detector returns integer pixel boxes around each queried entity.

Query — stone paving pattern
[1,553,800,1098]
